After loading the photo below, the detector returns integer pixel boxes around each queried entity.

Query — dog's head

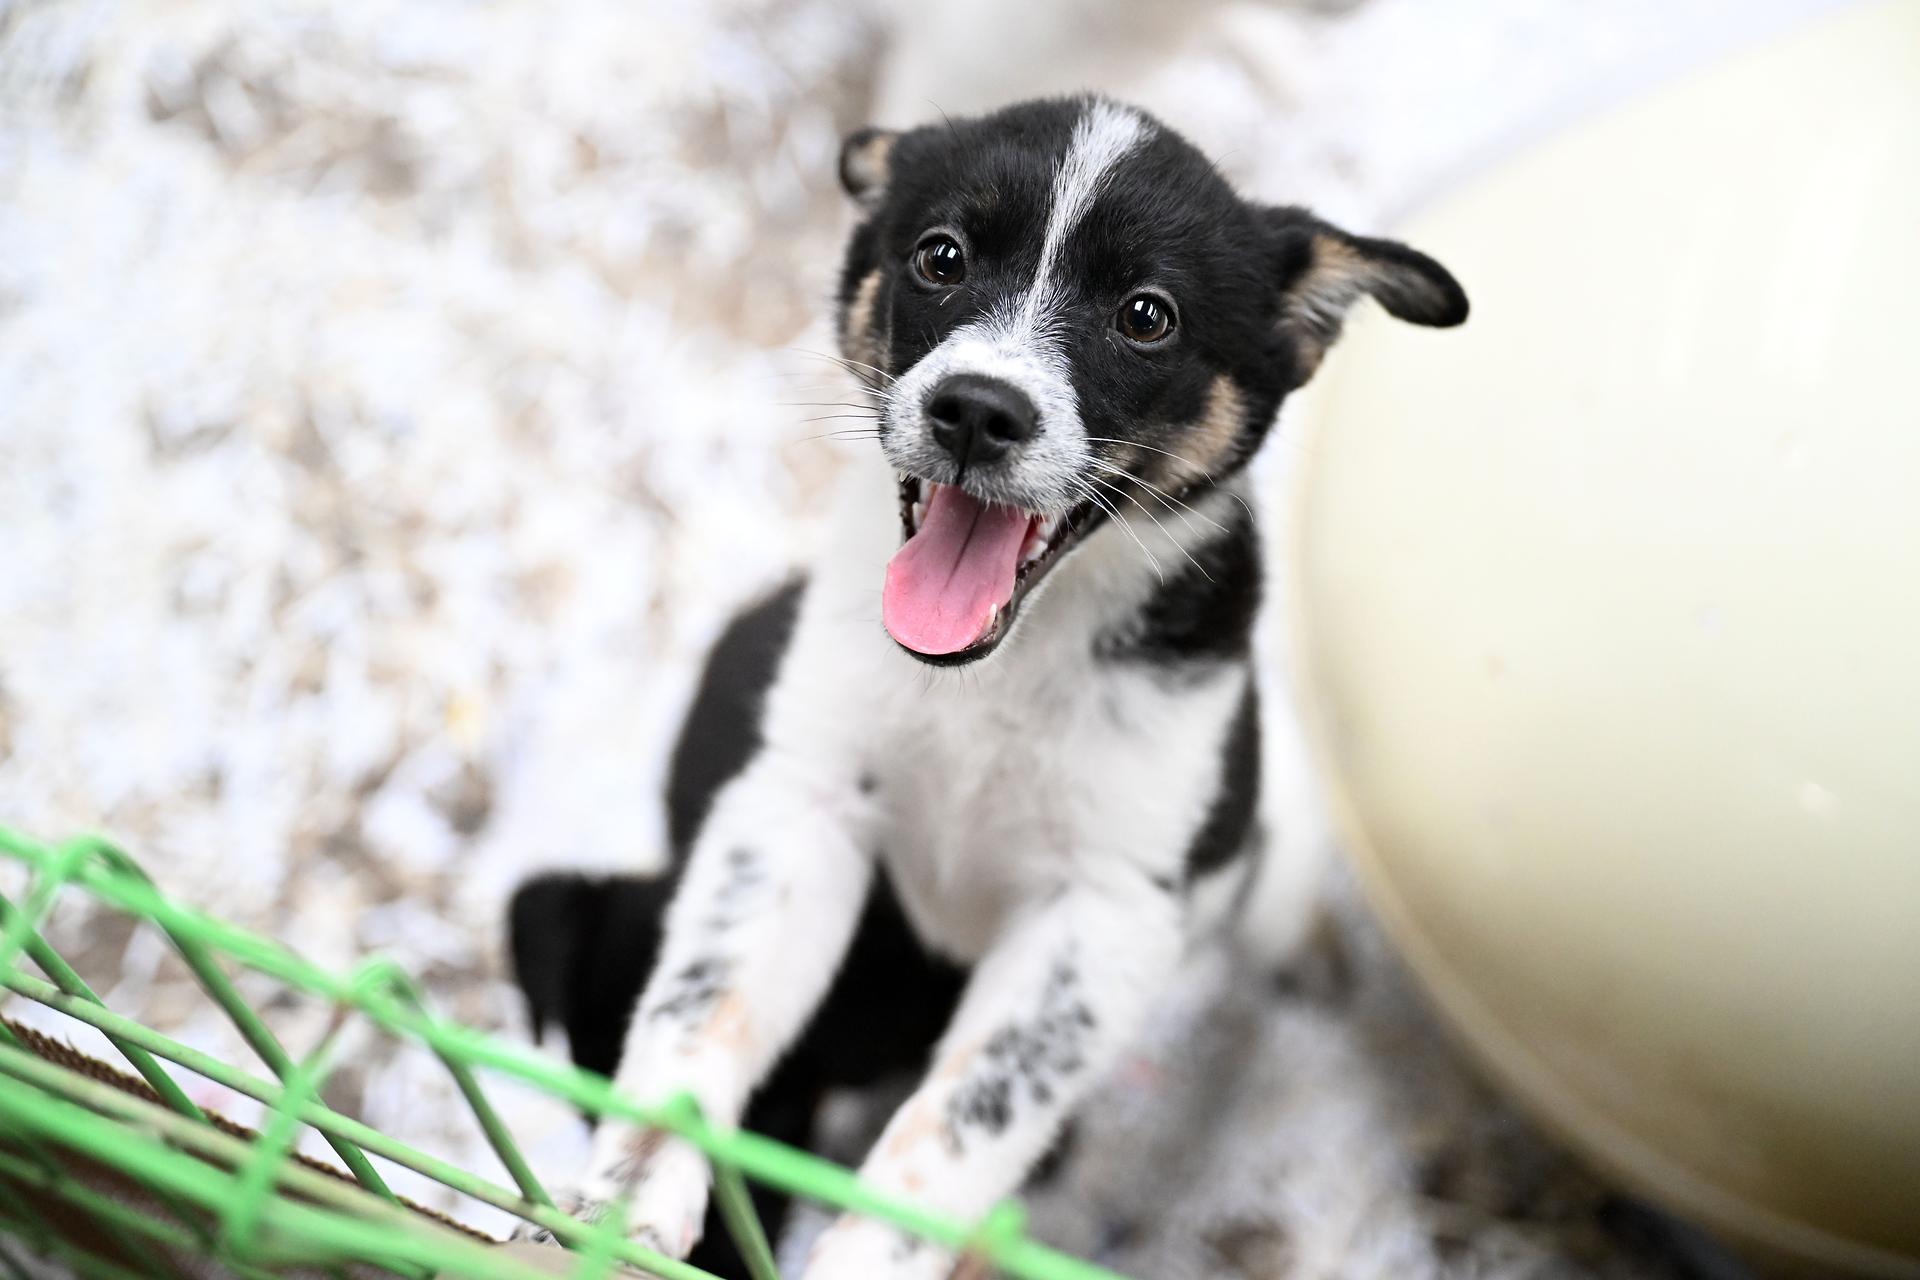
[835,96,1466,665]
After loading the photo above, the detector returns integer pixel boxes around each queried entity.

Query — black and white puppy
[510,94,1465,1278]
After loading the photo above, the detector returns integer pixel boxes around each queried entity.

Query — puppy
[510,94,1465,1278]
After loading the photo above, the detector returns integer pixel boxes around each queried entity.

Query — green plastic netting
[0,826,1130,1280]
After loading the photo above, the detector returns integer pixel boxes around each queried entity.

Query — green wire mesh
[0,826,1131,1280]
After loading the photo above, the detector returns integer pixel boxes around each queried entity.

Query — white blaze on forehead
[885,100,1153,512]
[1012,99,1153,333]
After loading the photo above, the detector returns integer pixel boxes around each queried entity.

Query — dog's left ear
[839,127,899,211]
[1265,206,1468,382]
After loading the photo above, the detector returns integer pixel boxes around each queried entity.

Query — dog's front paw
[604,1133,710,1261]
[509,1129,711,1260]
[801,1216,953,1280]
[509,1187,614,1246]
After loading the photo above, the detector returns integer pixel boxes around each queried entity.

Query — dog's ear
[839,126,899,210]
[1265,206,1467,382]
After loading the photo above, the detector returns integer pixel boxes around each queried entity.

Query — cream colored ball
[1287,4,1920,1275]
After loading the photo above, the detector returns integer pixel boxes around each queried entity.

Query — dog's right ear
[1264,206,1468,384]
[839,127,899,210]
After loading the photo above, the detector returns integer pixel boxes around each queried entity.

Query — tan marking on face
[843,267,887,378]
[1154,374,1247,488]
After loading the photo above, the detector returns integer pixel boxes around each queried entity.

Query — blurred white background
[0,1,1839,1274]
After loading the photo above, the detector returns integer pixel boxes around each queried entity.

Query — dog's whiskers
[798,429,886,444]
[787,346,897,387]
[1089,461,1231,539]
[1087,474,1214,583]
[768,374,882,394]
[1070,478,1165,584]
[1082,436,1215,481]
[1086,439,1258,523]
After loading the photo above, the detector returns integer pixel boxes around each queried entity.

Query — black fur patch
[506,872,676,1077]
[944,956,1096,1151]
[665,578,805,861]
[1094,501,1261,666]
[1185,681,1261,883]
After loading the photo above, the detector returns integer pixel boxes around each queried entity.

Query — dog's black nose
[926,374,1038,468]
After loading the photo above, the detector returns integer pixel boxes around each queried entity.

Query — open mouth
[882,475,1096,663]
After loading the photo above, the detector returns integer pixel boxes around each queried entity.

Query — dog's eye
[913,236,966,287]
[1117,294,1174,344]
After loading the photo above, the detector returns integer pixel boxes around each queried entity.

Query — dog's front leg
[802,874,1181,1280]
[558,755,875,1259]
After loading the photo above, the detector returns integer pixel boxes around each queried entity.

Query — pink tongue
[883,485,1033,654]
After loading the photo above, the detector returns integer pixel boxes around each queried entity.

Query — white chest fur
[758,456,1252,962]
